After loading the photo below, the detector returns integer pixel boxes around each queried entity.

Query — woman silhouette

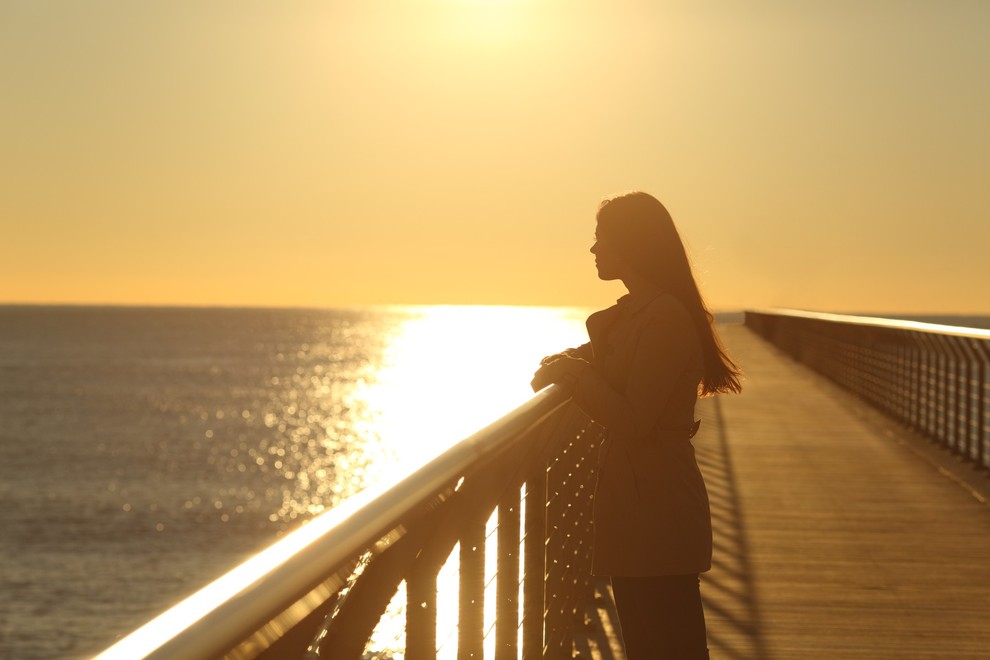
[532,191,741,659]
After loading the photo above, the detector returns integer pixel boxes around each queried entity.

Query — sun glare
[434,0,532,43]
[357,305,588,484]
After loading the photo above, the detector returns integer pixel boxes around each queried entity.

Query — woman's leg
[610,574,709,659]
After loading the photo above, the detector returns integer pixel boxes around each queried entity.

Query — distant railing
[96,385,605,659]
[746,309,990,469]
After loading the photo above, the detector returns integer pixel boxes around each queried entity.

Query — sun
[433,0,533,43]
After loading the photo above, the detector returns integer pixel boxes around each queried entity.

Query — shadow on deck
[694,392,770,660]
[684,324,990,660]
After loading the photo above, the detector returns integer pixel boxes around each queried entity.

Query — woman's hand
[539,347,583,367]
[531,356,589,392]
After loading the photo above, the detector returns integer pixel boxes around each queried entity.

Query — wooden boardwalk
[580,324,990,659]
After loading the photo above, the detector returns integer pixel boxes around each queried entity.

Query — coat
[567,291,712,576]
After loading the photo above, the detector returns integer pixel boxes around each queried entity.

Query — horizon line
[2,301,989,319]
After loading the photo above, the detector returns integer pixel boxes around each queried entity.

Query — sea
[0,304,593,660]
[1,305,986,660]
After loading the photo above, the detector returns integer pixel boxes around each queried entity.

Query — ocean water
[0,305,590,659]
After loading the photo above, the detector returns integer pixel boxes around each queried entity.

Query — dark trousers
[610,574,710,660]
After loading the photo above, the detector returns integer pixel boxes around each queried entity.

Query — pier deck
[582,324,990,659]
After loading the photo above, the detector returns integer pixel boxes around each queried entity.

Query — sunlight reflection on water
[323,305,589,657]
[358,306,589,482]
[271,305,589,521]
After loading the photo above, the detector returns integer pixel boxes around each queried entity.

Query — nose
[590,241,598,255]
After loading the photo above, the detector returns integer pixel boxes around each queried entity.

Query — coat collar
[585,290,667,357]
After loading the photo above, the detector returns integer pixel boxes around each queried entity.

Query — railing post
[522,465,547,659]
[407,566,438,659]
[881,330,900,417]
[943,335,963,452]
[920,333,938,438]
[956,337,979,461]
[495,490,521,660]
[927,333,948,446]
[458,519,486,658]
[907,333,923,430]
[978,340,990,469]
[901,329,921,429]
[544,450,566,657]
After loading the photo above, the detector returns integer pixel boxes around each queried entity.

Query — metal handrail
[745,308,990,469]
[748,308,990,340]
[96,384,580,659]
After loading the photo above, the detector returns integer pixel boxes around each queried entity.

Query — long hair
[597,191,742,395]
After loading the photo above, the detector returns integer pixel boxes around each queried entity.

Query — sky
[1,0,988,314]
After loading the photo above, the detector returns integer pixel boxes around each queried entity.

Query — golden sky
[2,0,987,313]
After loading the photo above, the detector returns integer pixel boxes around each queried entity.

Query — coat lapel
[585,305,621,364]
[585,292,666,364]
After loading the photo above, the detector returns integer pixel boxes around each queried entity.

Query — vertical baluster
[860,328,881,407]
[978,339,990,468]
[406,569,438,660]
[934,335,948,446]
[828,332,842,384]
[908,332,922,429]
[850,326,864,399]
[887,332,901,417]
[967,339,983,464]
[958,338,971,461]
[901,331,918,428]
[894,331,908,422]
[944,336,961,452]
[873,329,891,412]
[873,329,887,410]
[845,328,859,394]
[495,490,521,660]
[905,332,919,427]
[949,335,963,452]
[921,334,937,437]
[931,334,943,439]
[459,519,486,659]
[868,328,881,407]
[522,464,547,659]
[544,449,566,655]
[955,337,977,461]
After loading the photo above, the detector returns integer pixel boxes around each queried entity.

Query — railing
[745,309,990,469]
[96,385,606,659]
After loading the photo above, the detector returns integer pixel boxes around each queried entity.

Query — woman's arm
[571,303,696,440]
[532,342,593,391]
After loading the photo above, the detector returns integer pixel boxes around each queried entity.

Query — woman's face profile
[590,223,625,281]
